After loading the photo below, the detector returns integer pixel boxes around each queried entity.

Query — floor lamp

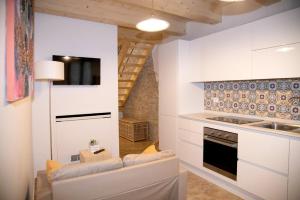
[35,61,64,160]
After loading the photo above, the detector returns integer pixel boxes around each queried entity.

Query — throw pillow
[46,160,63,181]
[142,144,158,154]
[123,150,174,167]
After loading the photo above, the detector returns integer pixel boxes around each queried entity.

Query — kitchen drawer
[237,160,287,200]
[238,130,289,174]
[177,139,203,168]
[178,129,203,147]
[178,118,203,133]
[288,139,300,200]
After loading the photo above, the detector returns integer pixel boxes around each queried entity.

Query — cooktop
[206,116,263,125]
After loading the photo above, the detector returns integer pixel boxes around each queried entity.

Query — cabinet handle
[204,136,237,149]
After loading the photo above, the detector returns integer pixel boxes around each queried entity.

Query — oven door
[203,135,238,180]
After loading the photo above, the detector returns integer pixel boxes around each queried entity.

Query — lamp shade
[35,61,64,80]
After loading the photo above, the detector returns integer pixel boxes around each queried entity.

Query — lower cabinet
[177,139,203,168]
[238,130,289,174]
[288,139,300,200]
[176,118,300,200]
[178,129,203,146]
[237,161,288,200]
[177,118,203,168]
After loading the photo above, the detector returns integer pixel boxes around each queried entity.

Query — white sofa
[36,156,187,200]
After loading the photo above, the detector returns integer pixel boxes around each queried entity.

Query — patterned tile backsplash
[204,79,300,120]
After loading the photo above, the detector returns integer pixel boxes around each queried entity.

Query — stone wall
[123,56,159,141]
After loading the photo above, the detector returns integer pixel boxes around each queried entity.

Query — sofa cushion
[49,157,123,182]
[123,150,175,167]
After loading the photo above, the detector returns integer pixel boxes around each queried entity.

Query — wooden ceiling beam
[34,0,186,35]
[119,27,165,44]
[115,0,221,24]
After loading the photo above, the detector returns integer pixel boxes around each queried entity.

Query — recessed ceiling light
[136,17,170,32]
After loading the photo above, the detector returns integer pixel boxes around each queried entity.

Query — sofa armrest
[178,167,188,200]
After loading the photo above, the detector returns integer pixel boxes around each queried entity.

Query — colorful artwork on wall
[6,0,34,102]
[204,79,300,121]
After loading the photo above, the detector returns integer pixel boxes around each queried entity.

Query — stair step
[119,106,125,112]
[119,86,131,89]
[120,72,138,75]
[118,80,134,83]
[126,54,147,59]
[129,43,152,49]
[122,64,143,68]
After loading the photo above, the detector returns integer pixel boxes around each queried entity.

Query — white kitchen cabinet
[190,24,252,82]
[189,38,205,82]
[188,7,300,82]
[178,118,203,134]
[178,129,203,147]
[177,139,203,168]
[252,42,300,79]
[238,160,288,200]
[238,130,289,174]
[288,139,300,200]
[159,115,177,152]
[158,41,178,117]
[251,7,300,50]
[158,40,204,152]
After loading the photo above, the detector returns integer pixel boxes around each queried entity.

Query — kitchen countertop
[180,112,300,139]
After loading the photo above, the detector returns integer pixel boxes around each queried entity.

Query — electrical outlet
[71,154,80,162]
[212,97,219,103]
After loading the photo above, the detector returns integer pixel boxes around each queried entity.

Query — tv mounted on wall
[52,55,101,85]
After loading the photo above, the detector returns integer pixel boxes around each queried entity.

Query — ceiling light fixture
[136,0,170,32]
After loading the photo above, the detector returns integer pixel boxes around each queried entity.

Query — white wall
[32,13,119,173]
[0,1,34,199]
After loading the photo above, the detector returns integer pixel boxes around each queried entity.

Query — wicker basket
[119,118,149,142]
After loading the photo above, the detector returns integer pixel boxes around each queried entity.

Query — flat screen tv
[53,55,100,85]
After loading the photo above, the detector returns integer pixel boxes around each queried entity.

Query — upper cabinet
[189,7,300,82]
[190,25,252,82]
[252,42,300,79]
[158,41,178,116]
[251,8,300,50]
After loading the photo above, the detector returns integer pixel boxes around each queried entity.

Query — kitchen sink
[251,122,300,133]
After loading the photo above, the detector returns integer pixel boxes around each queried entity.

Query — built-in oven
[203,127,238,180]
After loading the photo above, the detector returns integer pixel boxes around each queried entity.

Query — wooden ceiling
[34,0,280,37]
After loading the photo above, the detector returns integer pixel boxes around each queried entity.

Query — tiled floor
[119,137,153,157]
[187,172,242,200]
